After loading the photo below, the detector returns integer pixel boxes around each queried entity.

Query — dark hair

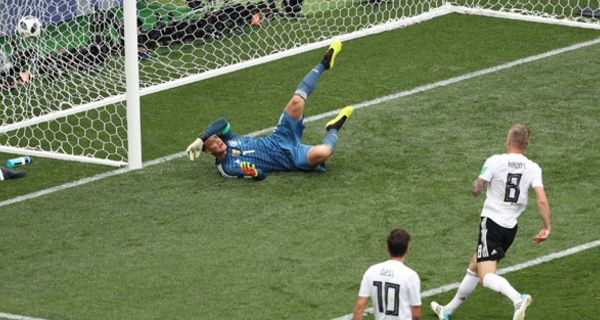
[387,228,410,257]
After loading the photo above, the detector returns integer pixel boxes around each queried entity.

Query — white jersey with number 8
[479,153,543,228]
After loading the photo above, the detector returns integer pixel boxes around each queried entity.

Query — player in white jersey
[352,228,422,320]
[431,124,551,320]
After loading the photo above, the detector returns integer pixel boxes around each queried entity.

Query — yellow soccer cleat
[326,106,353,131]
[322,39,343,70]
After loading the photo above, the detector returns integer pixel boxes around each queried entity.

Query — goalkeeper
[186,40,352,180]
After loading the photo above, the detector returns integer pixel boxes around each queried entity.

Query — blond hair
[508,124,530,150]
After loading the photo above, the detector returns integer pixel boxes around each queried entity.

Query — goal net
[0,0,130,166]
[0,0,598,167]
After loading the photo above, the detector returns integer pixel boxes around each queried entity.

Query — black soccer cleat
[326,106,354,131]
[1,167,26,180]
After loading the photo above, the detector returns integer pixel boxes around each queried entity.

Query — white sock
[0,168,4,181]
[445,269,479,313]
[483,273,522,304]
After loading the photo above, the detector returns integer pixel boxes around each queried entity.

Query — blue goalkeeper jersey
[201,114,320,180]
[216,134,296,178]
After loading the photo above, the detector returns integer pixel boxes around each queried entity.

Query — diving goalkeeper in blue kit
[185,40,353,180]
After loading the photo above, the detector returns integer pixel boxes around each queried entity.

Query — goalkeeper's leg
[285,39,342,121]
[307,145,332,166]
[307,106,353,166]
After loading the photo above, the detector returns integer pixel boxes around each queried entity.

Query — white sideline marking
[1,37,600,209]
[0,313,47,320]
[330,239,600,320]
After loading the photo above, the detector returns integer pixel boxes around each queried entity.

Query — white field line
[331,239,600,320]
[1,37,600,209]
[0,313,47,320]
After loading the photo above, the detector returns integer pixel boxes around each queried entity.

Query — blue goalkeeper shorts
[270,111,316,171]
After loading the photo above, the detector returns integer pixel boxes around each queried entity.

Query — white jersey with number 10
[358,260,421,320]
[479,153,543,228]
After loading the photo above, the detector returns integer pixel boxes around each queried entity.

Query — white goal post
[0,0,598,168]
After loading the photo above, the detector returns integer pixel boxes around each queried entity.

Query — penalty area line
[330,239,600,320]
[1,37,600,209]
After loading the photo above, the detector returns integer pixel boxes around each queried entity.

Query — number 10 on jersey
[373,281,400,316]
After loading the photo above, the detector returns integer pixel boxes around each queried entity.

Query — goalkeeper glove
[240,162,259,177]
[186,138,204,160]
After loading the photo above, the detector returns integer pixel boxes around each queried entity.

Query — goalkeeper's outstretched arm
[186,117,234,160]
[200,117,234,141]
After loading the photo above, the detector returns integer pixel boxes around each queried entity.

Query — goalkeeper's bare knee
[285,95,305,120]
[307,145,333,166]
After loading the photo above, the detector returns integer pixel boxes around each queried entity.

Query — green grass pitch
[1,13,600,320]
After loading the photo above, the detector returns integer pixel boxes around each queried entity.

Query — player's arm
[471,156,494,197]
[218,162,266,180]
[200,117,234,141]
[473,158,493,196]
[351,296,369,320]
[471,178,488,197]
[411,306,421,320]
[186,118,234,160]
[238,161,266,181]
[408,273,422,320]
[532,186,551,243]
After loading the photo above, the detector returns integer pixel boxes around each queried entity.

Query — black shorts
[476,217,518,262]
